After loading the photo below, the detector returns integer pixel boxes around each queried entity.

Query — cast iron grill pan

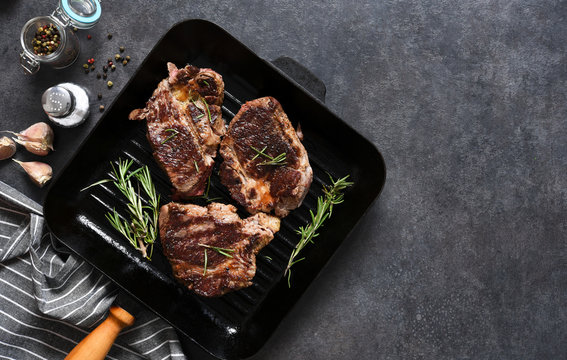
[44,20,386,360]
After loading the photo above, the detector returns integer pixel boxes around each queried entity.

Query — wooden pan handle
[65,306,135,360]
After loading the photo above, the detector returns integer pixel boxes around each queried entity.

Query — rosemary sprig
[202,98,212,124]
[250,146,287,166]
[191,98,212,124]
[202,80,209,86]
[194,160,199,173]
[191,176,221,203]
[83,159,160,260]
[161,128,179,144]
[198,243,235,258]
[285,174,353,287]
[203,249,208,275]
[195,114,205,119]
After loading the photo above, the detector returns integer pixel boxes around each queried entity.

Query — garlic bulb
[13,160,52,188]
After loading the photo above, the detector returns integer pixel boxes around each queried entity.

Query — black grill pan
[44,19,386,359]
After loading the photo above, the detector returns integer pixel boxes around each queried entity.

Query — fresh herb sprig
[203,249,208,275]
[82,159,160,260]
[192,98,212,124]
[161,128,179,144]
[285,175,353,287]
[202,98,212,124]
[199,243,235,276]
[191,176,221,203]
[198,243,235,258]
[250,146,287,166]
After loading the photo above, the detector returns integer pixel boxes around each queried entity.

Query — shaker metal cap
[42,85,74,117]
[42,83,90,128]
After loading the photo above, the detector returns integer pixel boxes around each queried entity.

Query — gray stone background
[1,0,566,359]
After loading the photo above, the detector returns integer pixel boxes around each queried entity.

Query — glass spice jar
[20,0,102,75]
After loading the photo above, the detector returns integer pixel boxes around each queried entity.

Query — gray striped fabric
[0,181,187,360]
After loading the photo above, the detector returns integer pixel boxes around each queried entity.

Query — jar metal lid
[60,0,101,29]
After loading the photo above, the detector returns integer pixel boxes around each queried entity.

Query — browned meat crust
[129,63,225,199]
[159,202,280,297]
[220,97,313,217]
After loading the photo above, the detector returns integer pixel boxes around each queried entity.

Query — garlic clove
[19,122,55,148]
[12,138,51,156]
[0,136,16,160]
[9,122,55,155]
[13,159,52,188]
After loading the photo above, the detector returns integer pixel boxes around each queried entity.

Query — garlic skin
[0,136,16,160]
[11,122,54,156]
[13,160,53,188]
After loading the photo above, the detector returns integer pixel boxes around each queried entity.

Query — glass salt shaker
[20,0,102,75]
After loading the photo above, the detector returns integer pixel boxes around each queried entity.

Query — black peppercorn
[103,73,107,79]
[99,105,105,112]
[97,93,102,99]
[103,65,108,72]
[122,60,127,66]
[107,33,112,40]
[96,73,101,79]
[119,46,125,52]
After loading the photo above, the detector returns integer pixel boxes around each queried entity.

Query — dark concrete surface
[1,1,566,359]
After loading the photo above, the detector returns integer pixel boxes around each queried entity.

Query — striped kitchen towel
[0,180,187,360]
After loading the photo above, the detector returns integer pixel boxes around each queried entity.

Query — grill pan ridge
[44,20,386,359]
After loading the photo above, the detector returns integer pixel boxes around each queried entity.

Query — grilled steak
[159,202,280,297]
[220,97,312,217]
[129,63,225,199]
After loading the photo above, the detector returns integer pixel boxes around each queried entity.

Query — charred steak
[159,202,280,297]
[220,97,313,217]
[129,63,225,199]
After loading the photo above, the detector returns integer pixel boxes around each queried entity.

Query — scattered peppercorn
[90,65,95,70]
[84,69,90,74]
[125,55,131,61]
[119,46,125,52]
[96,73,101,79]
[97,93,102,99]
[32,23,61,56]
[82,64,89,69]
[111,64,116,71]
[103,65,108,72]
[107,81,113,88]
[107,33,113,40]
[99,105,105,112]
[122,60,128,66]
[87,58,95,64]
[108,61,113,66]
[114,54,121,61]
[72,27,78,32]
[103,73,107,79]
[87,34,92,40]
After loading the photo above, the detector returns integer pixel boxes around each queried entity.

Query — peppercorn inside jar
[32,23,61,56]
[20,16,79,74]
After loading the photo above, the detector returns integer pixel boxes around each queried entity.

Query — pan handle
[65,306,135,360]
[271,56,326,103]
